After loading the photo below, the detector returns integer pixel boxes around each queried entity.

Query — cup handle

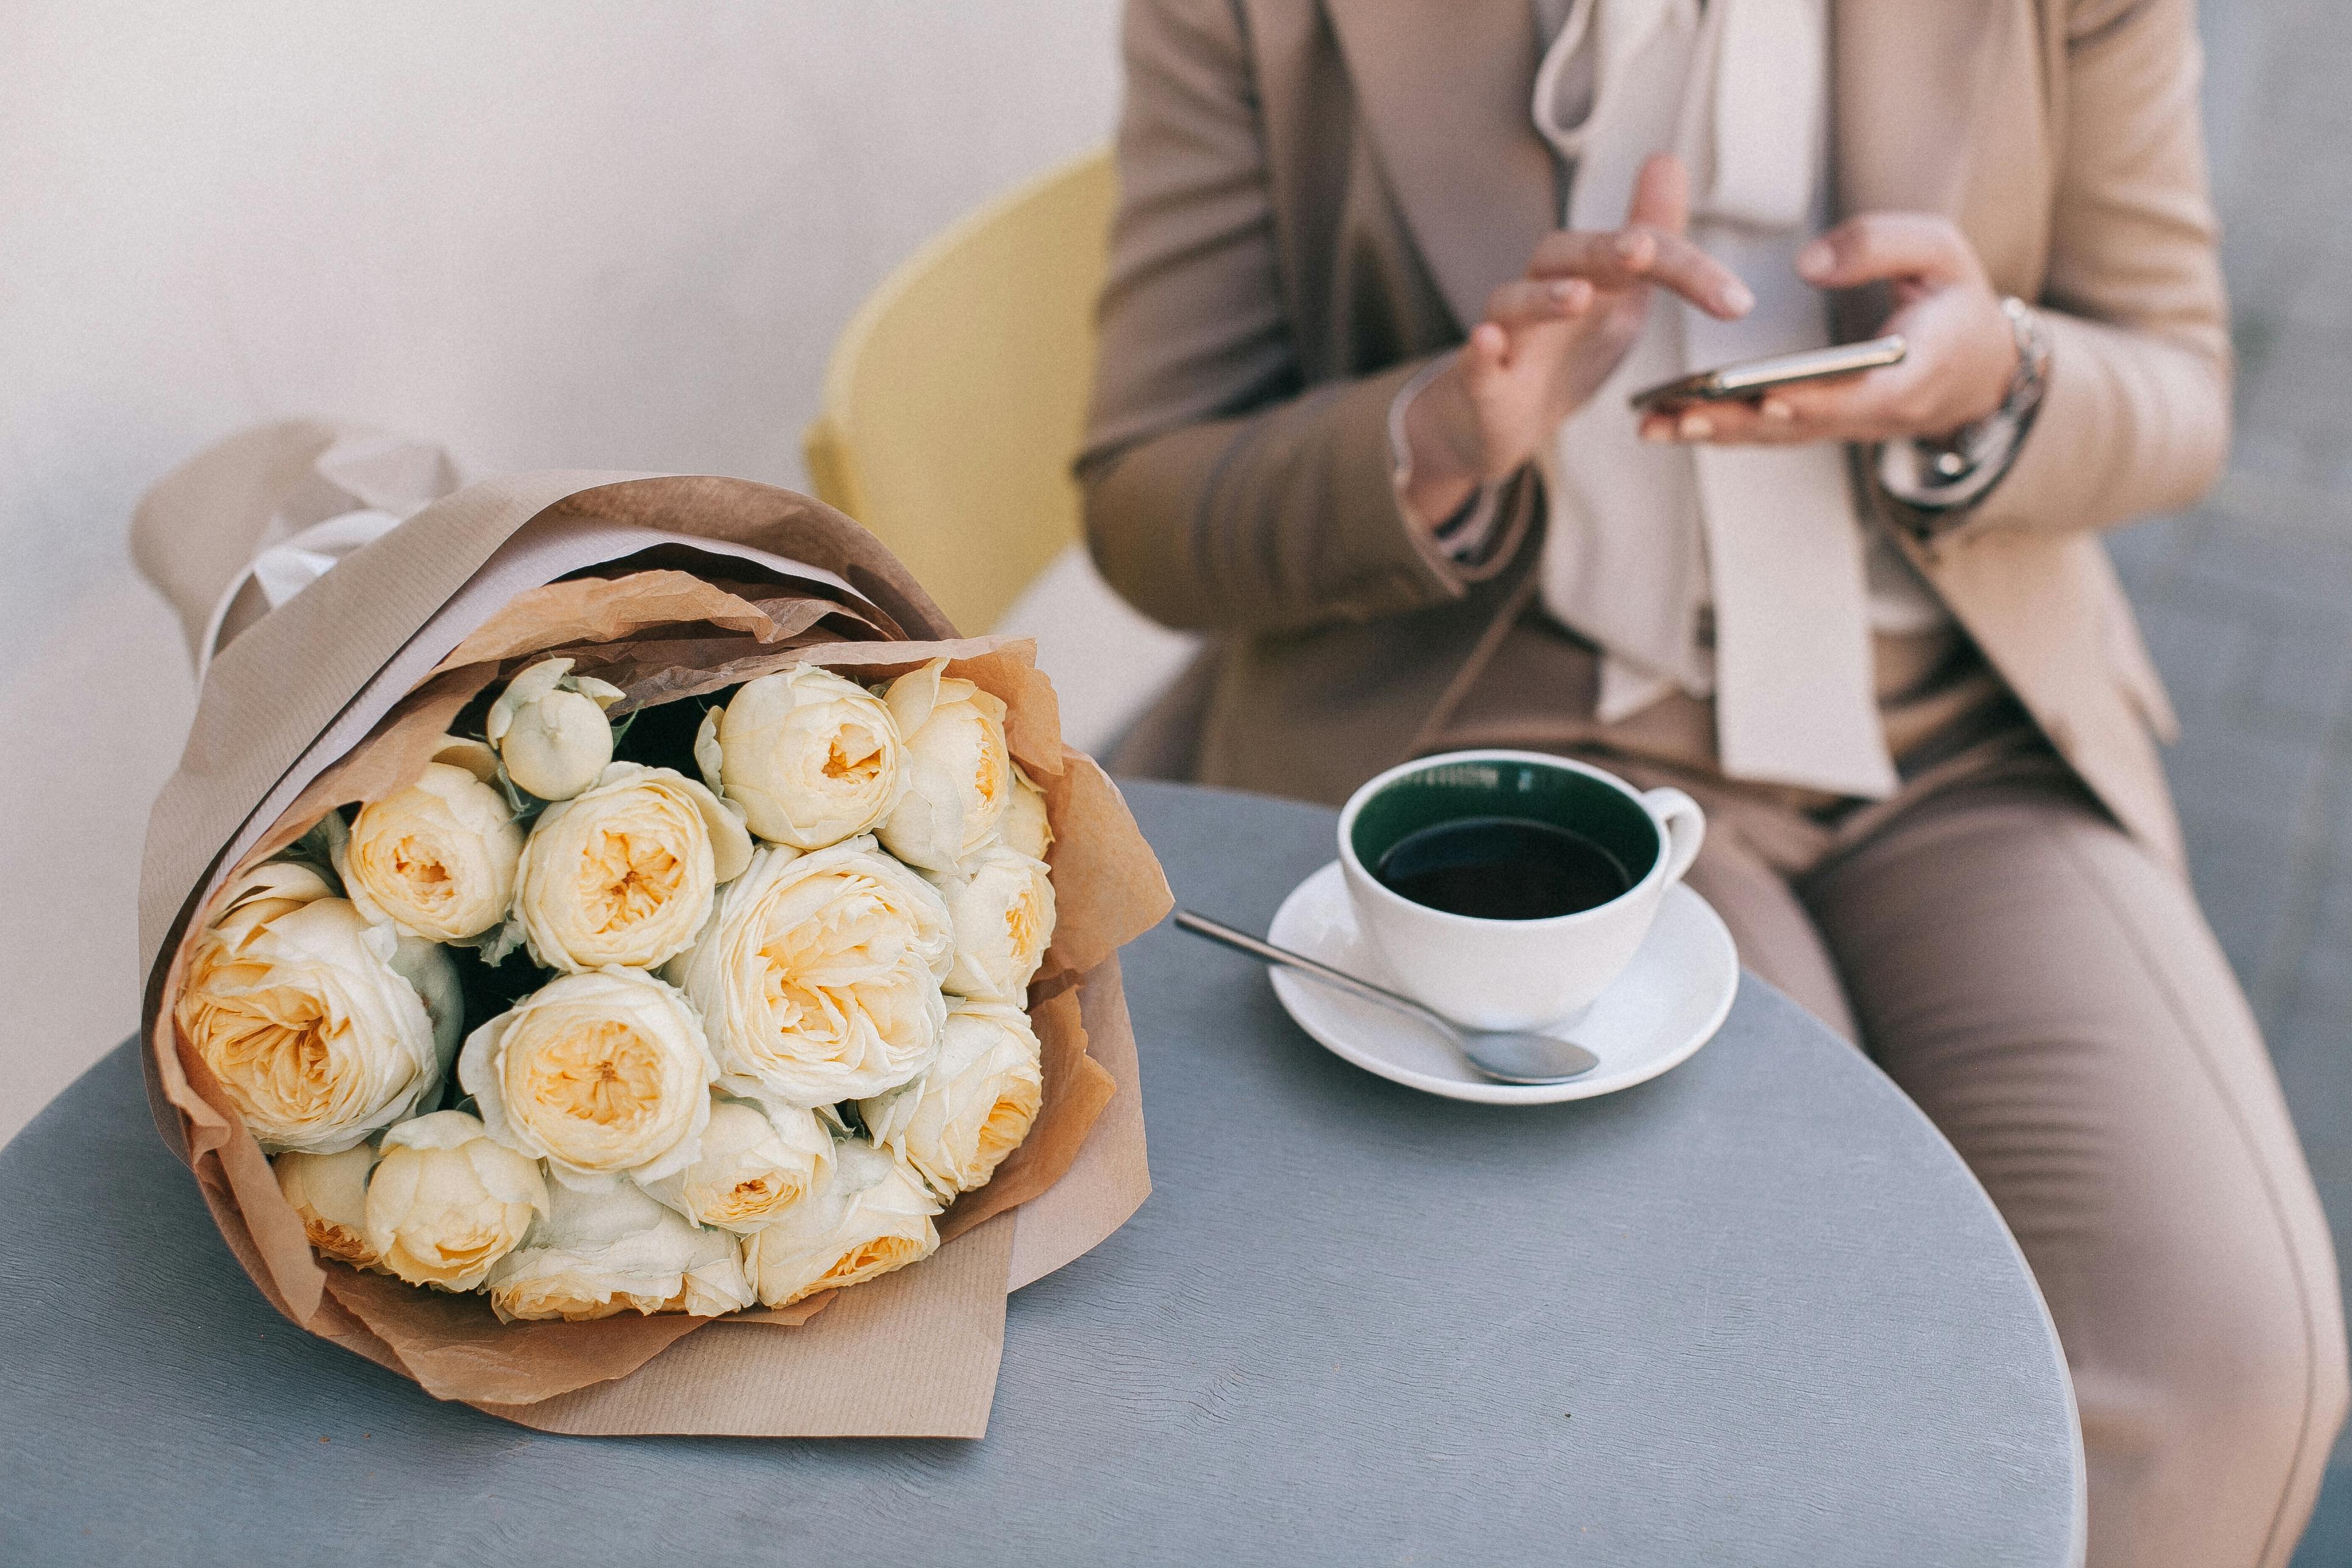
[1642,786,1706,888]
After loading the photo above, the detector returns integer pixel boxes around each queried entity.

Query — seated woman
[1079,2,2347,1562]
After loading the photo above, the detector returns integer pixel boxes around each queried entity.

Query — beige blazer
[1079,0,2230,869]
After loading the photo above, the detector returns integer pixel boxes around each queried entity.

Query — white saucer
[1265,861,1740,1105]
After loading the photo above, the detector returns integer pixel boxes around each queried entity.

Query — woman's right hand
[1399,153,1754,528]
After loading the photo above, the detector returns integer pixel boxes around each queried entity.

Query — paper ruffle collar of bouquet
[135,453,1171,1437]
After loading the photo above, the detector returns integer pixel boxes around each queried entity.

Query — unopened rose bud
[486,658,625,801]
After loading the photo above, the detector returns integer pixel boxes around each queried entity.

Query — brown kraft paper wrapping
[135,459,1172,1436]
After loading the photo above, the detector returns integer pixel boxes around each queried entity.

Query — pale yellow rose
[996,765,1053,863]
[272,1142,380,1268]
[460,968,718,1189]
[696,664,901,850]
[639,1096,836,1234]
[338,761,523,941]
[487,1178,753,1322]
[875,659,1012,871]
[513,762,752,972]
[362,1111,548,1291]
[487,657,626,801]
[739,1140,940,1307]
[923,844,1056,1003]
[859,999,1043,1199]
[175,862,453,1154]
[669,838,952,1107]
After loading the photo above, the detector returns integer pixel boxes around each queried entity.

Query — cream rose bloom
[875,659,1012,871]
[513,762,752,972]
[362,1111,548,1291]
[460,968,718,1190]
[487,1178,753,1322]
[487,657,626,801]
[997,765,1053,864]
[696,664,901,850]
[639,1096,835,1234]
[859,1000,1044,1198]
[175,862,455,1154]
[923,844,1056,1003]
[740,1140,941,1307]
[338,760,523,941]
[669,838,953,1107]
[273,1142,380,1268]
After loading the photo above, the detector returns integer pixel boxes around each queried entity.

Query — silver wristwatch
[1877,295,2051,521]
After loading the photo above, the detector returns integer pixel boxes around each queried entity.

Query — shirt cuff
[1388,352,1505,566]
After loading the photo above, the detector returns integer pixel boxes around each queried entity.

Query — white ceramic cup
[1338,750,1706,1031]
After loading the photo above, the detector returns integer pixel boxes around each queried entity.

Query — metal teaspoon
[1173,909,1602,1086]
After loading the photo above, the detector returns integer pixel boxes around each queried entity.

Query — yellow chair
[804,149,1117,636]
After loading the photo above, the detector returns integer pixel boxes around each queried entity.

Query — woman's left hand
[1639,213,2017,447]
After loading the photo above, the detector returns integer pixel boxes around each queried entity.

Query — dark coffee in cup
[1372,816,1633,920]
[1340,750,1707,1029]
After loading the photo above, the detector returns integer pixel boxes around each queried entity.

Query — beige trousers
[1679,769,2349,1568]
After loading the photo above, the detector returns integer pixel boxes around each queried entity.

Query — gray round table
[0,780,2082,1566]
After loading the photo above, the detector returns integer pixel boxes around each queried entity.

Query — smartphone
[1628,334,1907,412]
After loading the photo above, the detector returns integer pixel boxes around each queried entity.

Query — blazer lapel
[1321,0,1559,332]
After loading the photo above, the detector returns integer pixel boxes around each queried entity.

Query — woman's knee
[2080,1228,2350,1564]
[2139,1246,2346,1466]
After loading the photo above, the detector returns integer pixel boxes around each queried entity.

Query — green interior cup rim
[1346,754,1661,921]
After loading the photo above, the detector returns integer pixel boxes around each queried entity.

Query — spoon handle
[1173,909,1456,1035]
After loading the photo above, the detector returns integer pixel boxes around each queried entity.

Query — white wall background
[0,1,1140,1145]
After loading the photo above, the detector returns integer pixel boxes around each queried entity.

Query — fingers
[1636,366,1923,447]
[1636,230,1755,317]
[1796,213,1978,290]
[1641,398,1804,445]
[1641,396,1828,445]
[1483,276,1594,331]
[1625,152,1690,235]
[1519,157,1748,319]
[1757,368,1923,429]
[1466,321,1511,375]
[1527,228,1753,317]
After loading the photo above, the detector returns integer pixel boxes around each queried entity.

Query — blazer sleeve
[1926,0,2233,541]
[1077,0,1531,636]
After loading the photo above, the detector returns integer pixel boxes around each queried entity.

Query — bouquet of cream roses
[136,459,1167,1435]
[182,649,1056,1322]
